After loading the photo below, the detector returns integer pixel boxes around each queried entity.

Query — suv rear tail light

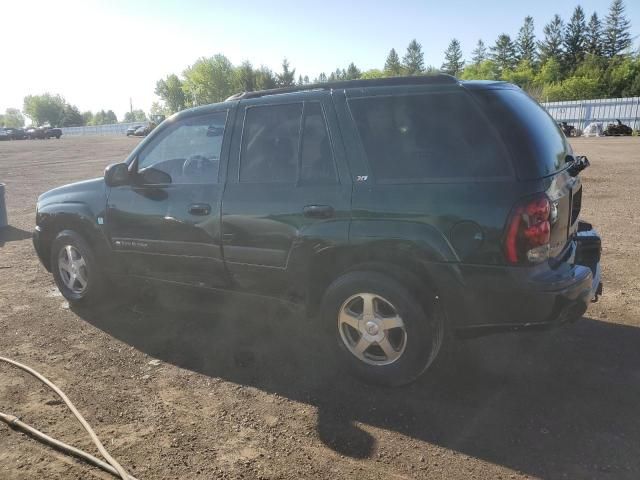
[504,194,551,264]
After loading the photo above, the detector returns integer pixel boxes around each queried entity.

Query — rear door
[106,108,232,287]
[221,92,352,297]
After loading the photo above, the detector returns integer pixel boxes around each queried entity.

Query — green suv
[33,75,602,386]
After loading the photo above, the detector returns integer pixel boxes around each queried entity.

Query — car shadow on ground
[0,226,31,246]
[75,289,640,479]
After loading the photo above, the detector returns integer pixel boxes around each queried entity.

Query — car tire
[320,271,446,387]
[50,230,107,306]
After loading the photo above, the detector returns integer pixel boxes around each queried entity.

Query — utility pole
[129,97,133,119]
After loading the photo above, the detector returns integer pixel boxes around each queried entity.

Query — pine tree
[402,39,425,75]
[586,12,603,56]
[603,0,631,57]
[538,14,565,64]
[316,72,327,83]
[491,34,517,74]
[346,63,361,80]
[276,58,296,87]
[441,39,464,76]
[516,16,537,63]
[471,40,487,65]
[384,48,403,76]
[564,6,587,72]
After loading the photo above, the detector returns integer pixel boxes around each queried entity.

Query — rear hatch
[467,84,581,259]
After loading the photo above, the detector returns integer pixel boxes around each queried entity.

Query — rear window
[348,92,510,182]
[471,88,568,179]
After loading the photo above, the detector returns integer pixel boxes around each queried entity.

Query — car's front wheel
[321,271,446,387]
[50,230,107,306]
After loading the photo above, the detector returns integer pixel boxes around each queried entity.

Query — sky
[2,0,639,122]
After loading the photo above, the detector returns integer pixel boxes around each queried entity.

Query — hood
[37,177,106,207]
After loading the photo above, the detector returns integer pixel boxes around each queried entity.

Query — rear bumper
[452,221,602,337]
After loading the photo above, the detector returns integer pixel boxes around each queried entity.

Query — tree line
[2,0,636,128]
[155,0,637,114]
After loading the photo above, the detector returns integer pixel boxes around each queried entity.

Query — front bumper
[32,225,51,271]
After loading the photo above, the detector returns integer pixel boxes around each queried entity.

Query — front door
[106,109,231,287]
[221,94,352,298]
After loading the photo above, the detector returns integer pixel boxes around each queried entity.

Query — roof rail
[225,74,458,101]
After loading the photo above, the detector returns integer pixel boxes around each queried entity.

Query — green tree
[23,93,65,126]
[361,69,385,79]
[149,102,170,119]
[384,48,403,75]
[315,72,328,83]
[92,110,118,125]
[276,58,296,87]
[535,57,563,85]
[2,108,25,128]
[81,111,93,125]
[61,104,84,127]
[234,61,256,92]
[503,60,536,91]
[402,39,425,75]
[586,13,603,56]
[441,38,464,76]
[516,16,537,64]
[459,60,498,80]
[123,110,147,123]
[564,6,587,72]
[538,15,565,65]
[603,0,632,57]
[491,34,517,74]
[471,39,488,65]
[182,54,235,106]
[345,62,362,80]
[155,74,186,113]
[542,76,601,101]
[603,56,640,96]
[255,66,277,90]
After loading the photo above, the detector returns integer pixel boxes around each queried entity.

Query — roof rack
[225,74,458,101]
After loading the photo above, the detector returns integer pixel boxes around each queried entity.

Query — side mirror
[138,167,172,186]
[104,163,130,187]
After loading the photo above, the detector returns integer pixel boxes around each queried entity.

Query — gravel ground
[0,135,639,479]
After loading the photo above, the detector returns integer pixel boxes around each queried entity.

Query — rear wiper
[567,155,590,177]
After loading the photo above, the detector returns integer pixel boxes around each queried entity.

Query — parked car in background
[5,127,26,140]
[26,127,62,139]
[26,127,45,139]
[32,75,603,387]
[133,122,157,137]
[46,128,62,139]
[0,128,10,140]
[126,125,143,136]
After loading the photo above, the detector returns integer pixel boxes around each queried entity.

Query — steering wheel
[182,154,215,178]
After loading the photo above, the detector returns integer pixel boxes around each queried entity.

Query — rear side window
[471,89,568,179]
[348,92,510,182]
[240,103,302,183]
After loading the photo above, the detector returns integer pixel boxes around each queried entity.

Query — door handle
[188,203,211,216]
[303,205,334,219]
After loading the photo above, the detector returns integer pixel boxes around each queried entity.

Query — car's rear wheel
[51,230,107,306]
[321,271,445,386]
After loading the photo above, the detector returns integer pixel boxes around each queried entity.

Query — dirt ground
[0,135,639,480]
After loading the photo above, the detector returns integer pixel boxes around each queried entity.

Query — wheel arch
[37,207,111,271]
[305,240,462,318]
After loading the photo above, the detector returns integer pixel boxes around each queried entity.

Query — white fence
[542,96,640,130]
[60,122,143,136]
